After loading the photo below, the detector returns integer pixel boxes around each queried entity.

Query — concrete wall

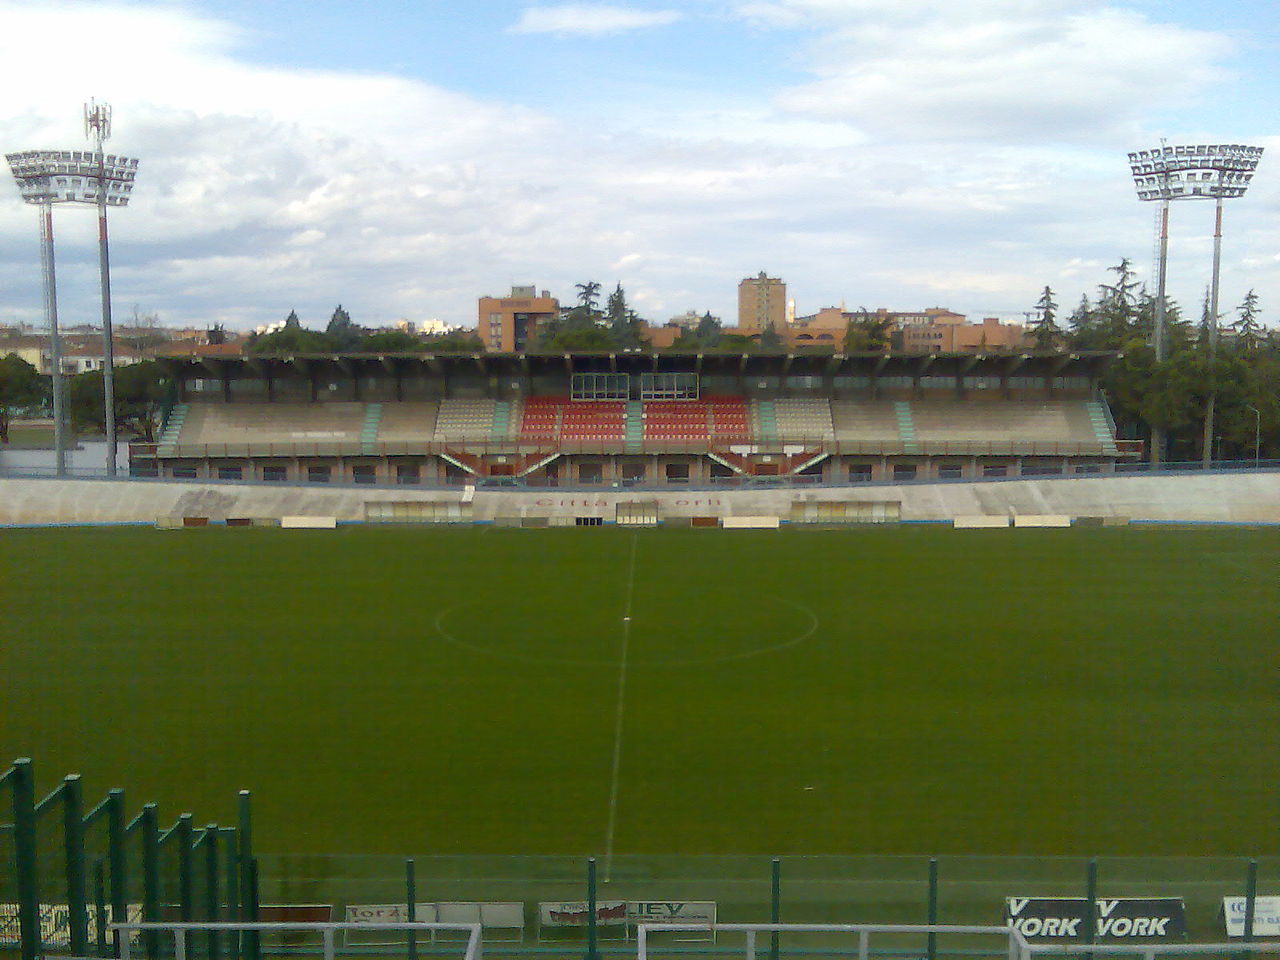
[2,472,1278,526]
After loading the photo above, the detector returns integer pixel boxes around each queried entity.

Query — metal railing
[637,924,1022,960]
[144,438,1126,458]
[113,922,484,960]
[4,459,1280,491]
[1022,942,1280,960]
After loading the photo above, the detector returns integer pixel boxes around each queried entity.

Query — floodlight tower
[7,156,68,474]
[1128,143,1263,467]
[86,99,127,477]
[6,106,139,477]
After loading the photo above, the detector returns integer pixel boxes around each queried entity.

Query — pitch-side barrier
[112,921,483,960]
[1022,942,1280,960]
[636,923,1024,960]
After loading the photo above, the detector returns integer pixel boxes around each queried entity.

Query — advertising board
[1004,898,1186,940]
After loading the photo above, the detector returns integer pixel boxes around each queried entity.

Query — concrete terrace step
[491,400,512,442]
[754,400,778,443]
[894,401,919,454]
[624,400,644,453]
[360,403,383,454]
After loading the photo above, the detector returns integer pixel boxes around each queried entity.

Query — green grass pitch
[1,524,1277,857]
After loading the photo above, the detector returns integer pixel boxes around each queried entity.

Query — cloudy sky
[1,0,1276,333]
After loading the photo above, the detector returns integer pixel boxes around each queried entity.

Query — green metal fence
[247,853,1277,956]
[6,758,1276,960]
[1,758,259,960]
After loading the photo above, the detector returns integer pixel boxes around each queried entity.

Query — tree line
[2,264,1277,458]
[249,306,484,354]
[1027,259,1279,462]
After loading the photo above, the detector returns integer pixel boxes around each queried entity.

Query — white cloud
[509,4,682,36]
[740,1,1231,144]
[0,1,1273,335]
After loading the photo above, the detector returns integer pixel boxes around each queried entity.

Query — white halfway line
[603,533,639,881]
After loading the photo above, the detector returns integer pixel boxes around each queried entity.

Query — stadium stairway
[754,400,779,443]
[894,401,920,454]
[360,403,382,454]
[491,400,513,441]
[624,400,644,453]
[156,403,188,456]
[1086,401,1120,454]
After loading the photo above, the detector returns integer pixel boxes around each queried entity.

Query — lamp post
[1245,404,1261,468]
[1127,142,1263,468]
[6,105,139,477]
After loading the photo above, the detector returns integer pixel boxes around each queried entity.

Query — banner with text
[0,903,143,947]
[539,901,627,927]
[628,902,717,925]
[1223,897,1280,937]
[346,904,438,924]
[1005,898,1186,940]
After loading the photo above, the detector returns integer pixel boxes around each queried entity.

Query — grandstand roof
[162,349,1119,380]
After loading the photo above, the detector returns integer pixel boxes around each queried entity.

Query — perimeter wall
[1,472,1278,526]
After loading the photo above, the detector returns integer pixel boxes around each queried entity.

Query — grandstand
[132,351,1138,484]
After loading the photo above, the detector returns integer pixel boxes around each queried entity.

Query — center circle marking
[433,596,820,668]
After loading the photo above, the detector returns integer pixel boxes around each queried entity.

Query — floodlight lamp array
[6,149,139,206]
[1127,143,1263,202]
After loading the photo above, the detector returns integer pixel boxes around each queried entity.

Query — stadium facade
[131,350,1139,486]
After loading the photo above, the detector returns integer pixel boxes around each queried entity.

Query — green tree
[422,329,485,352]
[206,324,227,345]
[1030,286,1062,349]
[605,284,644,348]
[536,281,607,349]
[360,330,428,352]
[325,304,362,351]
[575,281,602,314]
[540,326,618,352]
[67,361,167,441]
[1230,289,1264,352]
[249,312,337,354]
[0,353,46,444]
[843,310,892,352]
[695,312,722,346]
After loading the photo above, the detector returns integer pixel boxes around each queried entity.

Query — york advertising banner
[346,903,438,924]
[1005,898,1186,940]
[1223,897,1280,937]
[627,902,717,925]
[539,901,627,927]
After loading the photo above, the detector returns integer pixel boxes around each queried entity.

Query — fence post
[407,859,418,960]
[247,857,261,960]
[238,792,257,960]
[177,816,194,921]
[1243,859,1258,943]
[223,828,239,960]
[63,774,90,955]
[205,825,221,960]
[95,859,109,956]
[108,789,128,959]
[586,857,599,960]
[1084,859,1097,959]
[141,804,161,960]
[249,859,261,948]
[770,857,781,960]
[10,759,41,960]
[927,858,938,960]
